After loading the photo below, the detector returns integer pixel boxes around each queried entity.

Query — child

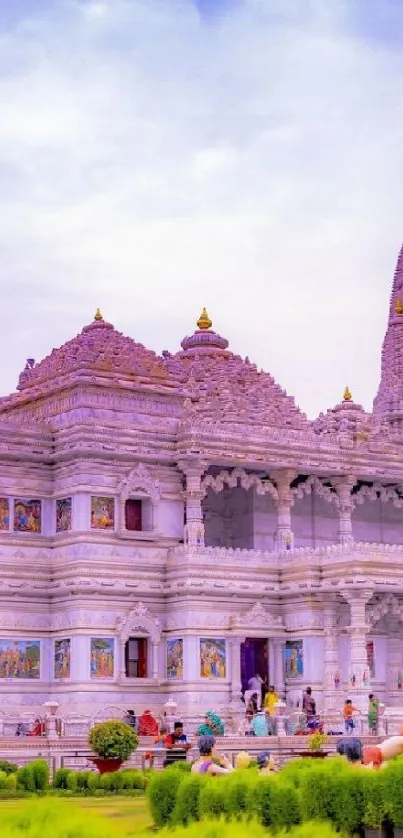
[368,694,379,735]
[343,699,357,733]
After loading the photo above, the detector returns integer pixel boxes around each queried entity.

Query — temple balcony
[166,541,403,594]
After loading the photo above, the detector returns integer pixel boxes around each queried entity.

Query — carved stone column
[119,639,126,681]
[229,637,244,707]
[272,638,285,697]
[343,590,373,713]
[386,637,403,703]
[332,476,356,544]
[178,459,207,547]
[151,639,159,680]
[323,604,340,707]
[270,470,297,552]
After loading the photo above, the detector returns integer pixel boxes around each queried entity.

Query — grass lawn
[0,796,152,835]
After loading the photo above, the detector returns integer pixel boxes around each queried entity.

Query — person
[337,738,363,763]
[27,718,45,737]
[196,711,225,736]
[251,708,269,737]
[138,709,159,736]
[245,674,263,710]
[164,721,191,767]
[264,685,279,734]
[237,709,254,736]
[245,692,259,715]
[362,730,403,768]
[257,751,277,774]
[343,699,358,733]
[145,724,169,768]
[368,694,379,734]
[124,709,137,730]
[191,735,234,775]
[302,687,316,723]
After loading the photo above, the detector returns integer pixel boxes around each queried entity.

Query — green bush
[330,767,365,834]
[0,770,8,789]
[52,768,70,790]
[299,759,345,824]
[0,760,18,775]
[30,760,49,791]
[269,778,301,830]
[173,774,206,825]
[147,768,184,827]
[279,757,318,788]
[88,720,138,760]
[384,758,403,827]
[66,771,78,793]
[5,774,17,791]
[87,772,100,793]
[199,777,228,820]
[16,764,36,792]
[224,772,255,822]
[154,819,340,838]
[362,770,388,830]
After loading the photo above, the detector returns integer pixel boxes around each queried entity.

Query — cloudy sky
[0,0,403,418]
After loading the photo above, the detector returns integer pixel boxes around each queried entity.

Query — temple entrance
[241,637,269,693]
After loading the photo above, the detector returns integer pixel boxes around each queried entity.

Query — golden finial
[94,308,103,321]
[197,307,212,330]
[343,386,352,402]
[395,298,403,315]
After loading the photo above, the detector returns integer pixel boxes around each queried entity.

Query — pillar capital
[177,459,208,481]
[269,469,298,502]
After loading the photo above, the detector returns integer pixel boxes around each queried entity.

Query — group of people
[343,694,380,734]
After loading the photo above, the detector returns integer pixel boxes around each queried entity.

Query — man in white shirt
[245,673,263,710]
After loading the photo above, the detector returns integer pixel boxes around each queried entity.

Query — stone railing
[169,540,403,567]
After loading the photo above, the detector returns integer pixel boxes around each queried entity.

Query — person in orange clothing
[343,699,358,733]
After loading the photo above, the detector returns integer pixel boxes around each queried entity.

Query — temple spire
[197,308,212,330]
[373,243,403,421]
[94,308,103,321]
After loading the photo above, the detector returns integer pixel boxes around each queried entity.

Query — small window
[125,499,142,531]
[125,637,148,678]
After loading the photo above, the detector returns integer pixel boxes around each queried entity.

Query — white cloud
[0,0,402,416]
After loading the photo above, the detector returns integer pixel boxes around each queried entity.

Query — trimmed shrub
[30,760,49,791]
[0,760,17,775]
[362,769,388,830]
[224,772,256,822]
[299,760,345,824]
[269,778,301,830]
[147,767,184,827]
[279,757,318,788]
[174,774,206,825]
[16,764,36,792]
[199,777,228,820]
[52,768,70,790]
[0,770,8,790]
[384,758,403,827]
[87,772,100,793]
[88,719,138,760]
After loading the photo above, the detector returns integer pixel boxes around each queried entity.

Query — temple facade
[0,245,403,723]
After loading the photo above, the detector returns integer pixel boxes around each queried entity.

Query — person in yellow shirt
[264,685,279,734]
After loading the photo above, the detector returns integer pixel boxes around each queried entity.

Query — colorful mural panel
[14,499,42,533]
[166,638,183,679]
[200,638,226,678]
[91,496,115,530]
[0,640,40,679]
[284,640,303,679]
[0,498,9,531]
[90,638,115,678]
[54,639,71,679]
[56,498,72,533]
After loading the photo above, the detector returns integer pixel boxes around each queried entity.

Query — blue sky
[0,0,403,417]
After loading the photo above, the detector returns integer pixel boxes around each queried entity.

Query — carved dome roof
[167,311,307,428]
[17,313,169,393]
[313,389,373,441]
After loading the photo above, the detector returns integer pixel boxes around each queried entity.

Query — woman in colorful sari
[191,736,233,775]
[196,711,225,737]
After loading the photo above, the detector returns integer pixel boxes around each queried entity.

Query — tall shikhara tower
[373,244,403,425]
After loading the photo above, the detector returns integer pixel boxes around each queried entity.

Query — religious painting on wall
[200,638,226,678]
[166,638,183,679]
[91,496,115,530]
[54,639,71,679]
[284,640,303,679]
[0,498,9,531]
[90,638,115,678]
[0,640,40,679]
[56,498,72,533]
[366,641,375,679]
[13,499,42,533]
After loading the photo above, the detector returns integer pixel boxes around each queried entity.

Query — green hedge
[146,755,403,831]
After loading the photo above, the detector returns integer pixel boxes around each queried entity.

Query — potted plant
[298,731,329,758]
[88,720,138,773]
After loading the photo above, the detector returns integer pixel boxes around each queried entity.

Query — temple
[0,245,403,728]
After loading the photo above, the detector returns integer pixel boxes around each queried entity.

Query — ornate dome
[313,387,373,443]
[17,310,168,393]
[167,310,307,428]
